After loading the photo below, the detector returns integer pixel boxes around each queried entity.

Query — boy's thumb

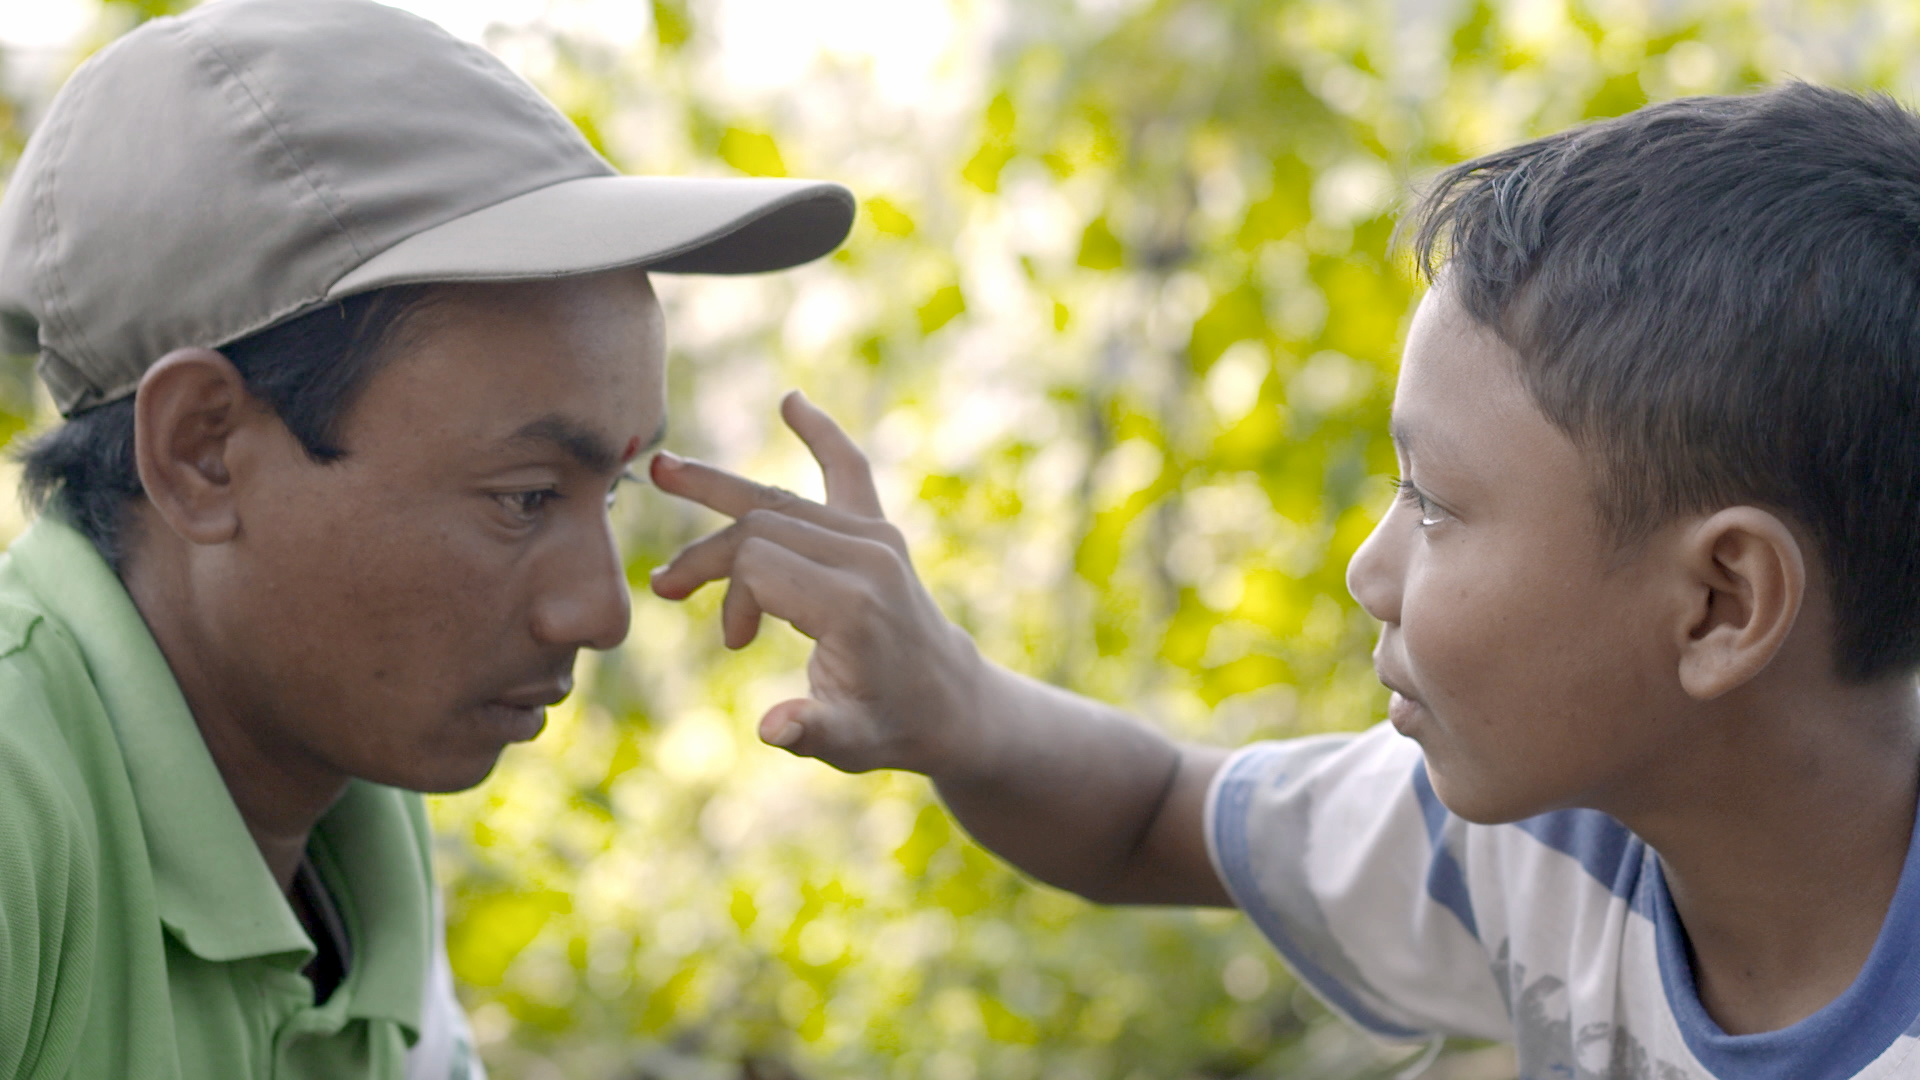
[758,698,819,751]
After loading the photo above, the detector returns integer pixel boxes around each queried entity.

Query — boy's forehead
[1391,287,1538,462]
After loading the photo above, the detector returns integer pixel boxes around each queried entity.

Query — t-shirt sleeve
[1205,723,1510,1040]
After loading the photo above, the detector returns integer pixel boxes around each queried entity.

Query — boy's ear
[132,347,258,546]
[1673,506,1806,700]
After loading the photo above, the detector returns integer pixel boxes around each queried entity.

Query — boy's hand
[650,390,1229,906]
[647,391,982,776]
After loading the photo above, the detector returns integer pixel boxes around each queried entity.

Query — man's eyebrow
[639,418,668,455]
[503,415,666,474]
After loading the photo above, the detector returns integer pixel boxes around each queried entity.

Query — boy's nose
[1345,513,1404,626]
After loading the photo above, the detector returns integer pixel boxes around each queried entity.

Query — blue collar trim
[1651,791,1920,1080]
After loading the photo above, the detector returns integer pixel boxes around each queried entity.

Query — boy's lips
[1373,664,1417,701]
[1386,690,1425,734]
[1375,669,1426,733]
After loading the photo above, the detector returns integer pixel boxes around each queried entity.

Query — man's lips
[492,680,573,710]
[479,678,573,742]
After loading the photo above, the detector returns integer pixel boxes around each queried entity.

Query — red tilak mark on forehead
[621,436,642,464]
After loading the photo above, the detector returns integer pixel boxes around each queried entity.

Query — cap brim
[327,175,855,297]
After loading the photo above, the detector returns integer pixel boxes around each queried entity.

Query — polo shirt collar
[8,515,426,1036]
[308,781,433,1030]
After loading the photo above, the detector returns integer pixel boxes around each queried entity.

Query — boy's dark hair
[20,285,435,568]
[1410,82,1920,683]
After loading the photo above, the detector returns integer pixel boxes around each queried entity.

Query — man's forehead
[348,272,668,452]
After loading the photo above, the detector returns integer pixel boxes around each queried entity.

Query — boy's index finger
[650,451,816,522]
[781,390,886,519]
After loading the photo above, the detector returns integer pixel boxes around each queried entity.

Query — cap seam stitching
[173,15,367,263]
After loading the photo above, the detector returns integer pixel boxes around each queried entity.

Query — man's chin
[357,743,512,795]
[371,704,549,792]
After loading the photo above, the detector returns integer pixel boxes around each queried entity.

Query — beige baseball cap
[0,0,856,416]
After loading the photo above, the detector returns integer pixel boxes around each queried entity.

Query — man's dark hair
[19,286,435,568]
[1410,82,1920,683]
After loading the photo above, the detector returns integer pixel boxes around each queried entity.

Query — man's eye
[607,467,648,510]
[497,489,559,521]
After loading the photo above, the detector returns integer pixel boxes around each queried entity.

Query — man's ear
[1674,506,1806,700]
[133,347,259,546]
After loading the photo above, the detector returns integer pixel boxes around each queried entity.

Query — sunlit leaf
[718,126,787,177]
[916,283,966,335]
[864,196,917,237]
[652,0,692,50]
[1075,216,1125,270]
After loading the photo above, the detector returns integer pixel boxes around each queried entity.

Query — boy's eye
[1391,476,1443,528]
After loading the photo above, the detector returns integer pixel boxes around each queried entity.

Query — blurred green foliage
[5,0,1920,1077]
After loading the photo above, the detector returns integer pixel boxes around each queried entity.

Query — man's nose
[1345,509,1405,626]
[532,515,632,651]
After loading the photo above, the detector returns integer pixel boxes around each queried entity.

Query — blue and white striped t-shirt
[1205,723,1920,1079]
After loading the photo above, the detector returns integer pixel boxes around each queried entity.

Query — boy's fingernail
[654,450,685,469]
[767,721,803,747]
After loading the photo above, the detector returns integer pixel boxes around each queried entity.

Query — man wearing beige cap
[0,1,852,1077]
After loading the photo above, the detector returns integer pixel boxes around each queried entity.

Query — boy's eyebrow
[503,415,668,474]
[1389,417,1415,452]
[1388,416,1472,478]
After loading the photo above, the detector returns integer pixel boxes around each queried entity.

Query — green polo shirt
[0,514,451,1078]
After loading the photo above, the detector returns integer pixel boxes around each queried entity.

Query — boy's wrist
[903,632,1012,784]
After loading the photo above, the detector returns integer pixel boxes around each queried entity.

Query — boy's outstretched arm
[649,392,1232,907]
